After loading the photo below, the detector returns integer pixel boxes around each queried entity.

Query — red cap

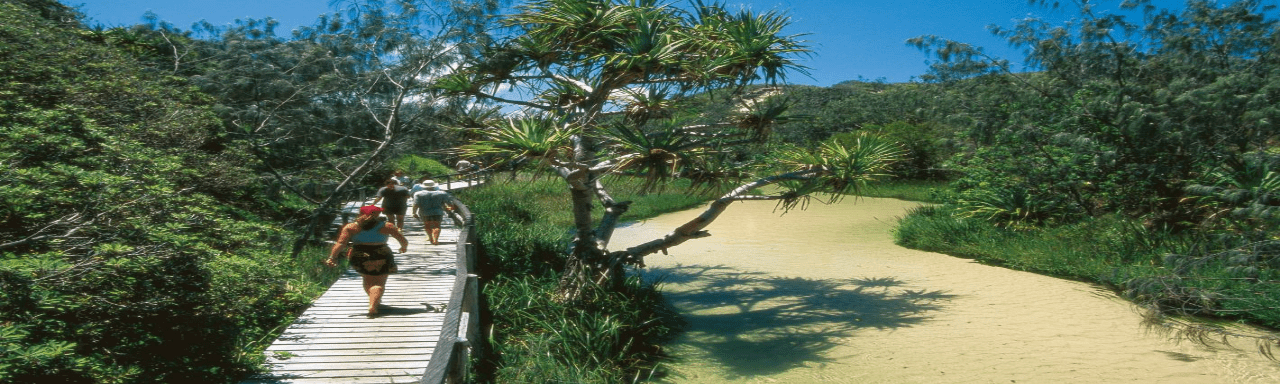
[359,205,383,215]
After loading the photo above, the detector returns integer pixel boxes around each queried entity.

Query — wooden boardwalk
[244,180,480,384]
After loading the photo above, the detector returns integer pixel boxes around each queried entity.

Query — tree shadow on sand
[640,264,957,380]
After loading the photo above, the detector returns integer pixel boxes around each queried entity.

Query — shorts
[383,203,407,216]
[423,215,443,222]
[348,244,397,276]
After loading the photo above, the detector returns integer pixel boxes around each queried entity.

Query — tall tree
[441,0,903,299]
[141,0,503,254]
[910,0,1280,227]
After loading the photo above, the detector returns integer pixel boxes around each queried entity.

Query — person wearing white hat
[412,180,454,245]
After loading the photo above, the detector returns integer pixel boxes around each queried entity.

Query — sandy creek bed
[608,197,1280,383]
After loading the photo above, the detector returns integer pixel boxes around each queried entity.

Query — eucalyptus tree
[172,0,501,254]
[440,0,904,299]
[910,0,1280,226]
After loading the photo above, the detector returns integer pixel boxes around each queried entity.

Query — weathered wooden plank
[243,376,423,384]
[264,348,434,359]
[244,184,480,384]
[245,369,425,382]
[266,350,431,361]
[266,340,436,351]
[279,322,441,330]
[264,360,432,371]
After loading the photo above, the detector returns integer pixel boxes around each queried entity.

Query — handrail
[432,169,492,189]
[421,197,483,384]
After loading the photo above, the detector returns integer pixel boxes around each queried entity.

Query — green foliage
[774,133,906,206]
[907,0,1280,225]
[851,180,953,203]
[455,174,694,382]
[387,155,452,179]
[955,187,1071,230]
[484,275,679,383]
[862,121,952,179]
[0,2,340,382]
[456,117,579,168]
[893,1,1280,339]
[681,82,956,180]
[1185,151,1280,232]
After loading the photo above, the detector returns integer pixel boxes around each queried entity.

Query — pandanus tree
[440,0,904,299]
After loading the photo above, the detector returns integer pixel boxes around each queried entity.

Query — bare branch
[613,169,821,261]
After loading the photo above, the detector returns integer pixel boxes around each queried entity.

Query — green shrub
[389,155,453,179]
[455,174,698,383]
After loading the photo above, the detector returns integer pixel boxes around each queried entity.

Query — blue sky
[71,0,1191,86]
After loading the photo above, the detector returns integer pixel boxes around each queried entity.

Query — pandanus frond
[736,94,801,142]
[729,8,811,83]
[455,116,578,168]
[604,122,703,193]
[618,87,677,124]
[436,72,482,94]
[690,1,811,84]
[1186,152,1280,222]
[682,155,752,196]
[512,0,634,53]
[537,80,593,109]
[775,132,905,205]
[602,10,684,76]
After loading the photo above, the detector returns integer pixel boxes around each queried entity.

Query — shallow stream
[610,197,1280,383]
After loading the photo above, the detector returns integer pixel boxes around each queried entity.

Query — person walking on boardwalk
[372,178,411,230]
[408,176,432,222]
[413,180,454,245]
[325,205,408,317]
[392,169,412,186]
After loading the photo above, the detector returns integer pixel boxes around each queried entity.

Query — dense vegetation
[456,175,713,382]
[904,0,1280,338]
[0,1,344,382]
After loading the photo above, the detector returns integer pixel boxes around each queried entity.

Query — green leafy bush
[454,175,699,382]
[0,3,340,382]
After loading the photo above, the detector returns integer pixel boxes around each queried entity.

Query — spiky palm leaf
[689,1,810,84]
[1186,152,1280,223]
[601,9,684,76]
[956,188,1067,230]
[456,117,577,168]
[774,132,905,208]
[512,0,634,53]
[682,154,752,196]
[618,87,678,124]
[603,121,704,193]
[736,94,801,141]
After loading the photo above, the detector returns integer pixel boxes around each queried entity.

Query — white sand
[610,197,1280,383]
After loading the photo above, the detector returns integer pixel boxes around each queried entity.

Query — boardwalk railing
[433,169,491,190]
[421,197,482,384]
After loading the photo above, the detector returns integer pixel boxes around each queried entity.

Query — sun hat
[421,180,438,190]
[359,205,383,215]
